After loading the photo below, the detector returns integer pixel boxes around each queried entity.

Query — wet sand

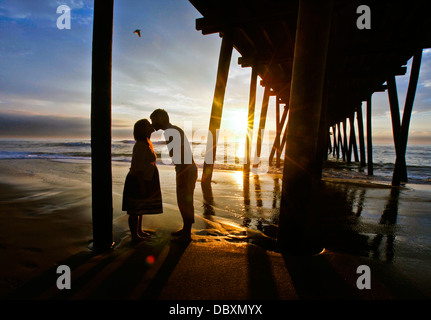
[1,159,431,300]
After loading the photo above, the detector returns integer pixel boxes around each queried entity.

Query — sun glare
[233,170,244,187]
[236,142,245,160]
[225,110,249,136]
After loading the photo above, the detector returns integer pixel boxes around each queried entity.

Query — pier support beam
[342,118,348,162]
[201,30,234,188]
[274,97,282,168]
[366,96,373,175]
[391,50,422,186]
[326,129,332,159]
[387,75,407,182]
[349,112,359,162]
[357,105,366,167]
[337,122,343,159]
[90,0,114,251]
[269,103,289,166]
[332,126,336,156]
[244,66,258,173]
[314,87,329,179]
[253,86,270,168]
[277,0,333,254]
[334,124,340,158]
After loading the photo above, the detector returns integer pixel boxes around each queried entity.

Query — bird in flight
[133,29,141,37]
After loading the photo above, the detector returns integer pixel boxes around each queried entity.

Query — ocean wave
[118,140,134,144]
[1,140,430,182]
[0,151,32,159]
[0,151,90,161]
[152,140,167,145]
[53,141,91,147]
[117,139,169,146]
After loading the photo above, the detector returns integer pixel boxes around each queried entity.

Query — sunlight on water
[232,171,244,187]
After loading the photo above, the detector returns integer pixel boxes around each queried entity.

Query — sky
[0,0,430,144]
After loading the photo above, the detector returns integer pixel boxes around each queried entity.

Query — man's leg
[173,167,197,240]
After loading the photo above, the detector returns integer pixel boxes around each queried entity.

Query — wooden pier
[189,0,430,252]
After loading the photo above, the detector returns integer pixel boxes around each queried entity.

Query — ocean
[0,138,430,184]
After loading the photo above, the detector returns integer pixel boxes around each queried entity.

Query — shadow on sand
[5,230,189,300]
[5,172,430,300]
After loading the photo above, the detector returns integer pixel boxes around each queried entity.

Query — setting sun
[223,109,249,136]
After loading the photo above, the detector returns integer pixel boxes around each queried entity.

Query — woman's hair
[133,119,151,141]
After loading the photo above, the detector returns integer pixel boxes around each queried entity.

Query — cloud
[0,111,89,138]
[0,110,141,139]
[0,0,92,25]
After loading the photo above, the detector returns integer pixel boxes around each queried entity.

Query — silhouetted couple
[122,109,197,243]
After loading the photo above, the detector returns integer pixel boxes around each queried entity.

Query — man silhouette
[150,109,197,242]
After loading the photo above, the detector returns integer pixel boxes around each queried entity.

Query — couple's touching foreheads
[122,109,197,243]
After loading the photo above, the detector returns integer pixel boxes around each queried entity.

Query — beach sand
[1,159,431,300]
